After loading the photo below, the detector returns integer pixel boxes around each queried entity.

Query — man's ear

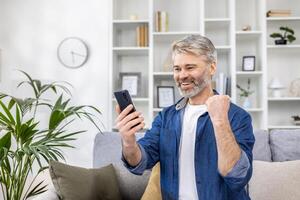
[209,62,217,76]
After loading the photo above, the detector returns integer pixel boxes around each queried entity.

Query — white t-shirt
[179,103,207,200]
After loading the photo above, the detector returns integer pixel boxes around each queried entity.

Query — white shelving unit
[109,0,300,131]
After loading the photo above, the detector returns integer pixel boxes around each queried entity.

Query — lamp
[269,78,285,97]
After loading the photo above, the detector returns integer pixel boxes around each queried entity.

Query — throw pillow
[49,161,122,200]
[249,160,300,200]
[270,129,300,161]
[141,162,162,200]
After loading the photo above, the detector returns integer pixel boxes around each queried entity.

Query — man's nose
[179,69,189,79]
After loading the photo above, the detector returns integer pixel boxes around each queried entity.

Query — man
[115,35,255,200]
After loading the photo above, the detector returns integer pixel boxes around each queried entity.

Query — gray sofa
[34,129,300,200]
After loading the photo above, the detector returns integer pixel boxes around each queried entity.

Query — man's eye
[187,66,194,70]
[173,68,180,72]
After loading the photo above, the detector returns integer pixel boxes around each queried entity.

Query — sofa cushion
[270,129,300,161]
[93,132,150,200]
[249,160,300,200]
[141,162,162,200]
[253,130,272,161]
[49,161,121,200]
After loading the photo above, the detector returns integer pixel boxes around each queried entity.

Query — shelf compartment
[236,36,263,71]
[236,76,263,109]
[113,22,149,47]
[205,0,229,19]
[113,0,149,20]
[268,101,300,126]
[267,1,300,17]
[154,0,200,32]
[267,20,300,46]
[236,0,263,31]
[205,22,230,46]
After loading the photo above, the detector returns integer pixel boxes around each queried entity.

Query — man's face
[173,53,216,98]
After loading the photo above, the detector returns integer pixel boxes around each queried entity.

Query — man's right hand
[115,104,145,166]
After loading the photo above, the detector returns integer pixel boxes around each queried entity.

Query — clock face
[57,37,88,68]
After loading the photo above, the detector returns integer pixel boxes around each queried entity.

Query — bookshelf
[109,0,300,131]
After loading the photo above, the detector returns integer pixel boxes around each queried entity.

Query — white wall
[0,0,110,170]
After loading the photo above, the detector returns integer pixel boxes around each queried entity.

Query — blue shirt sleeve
[225,150,250,178]
[121,143,148,175]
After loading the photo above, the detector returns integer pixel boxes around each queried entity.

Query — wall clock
[57,37,89,68]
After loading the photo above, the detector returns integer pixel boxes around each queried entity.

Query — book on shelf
[155,11,169,32]
[136,24,148,47]
[267,9,291,17]
[215,73,231,96]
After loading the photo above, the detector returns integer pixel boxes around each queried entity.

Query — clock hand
[72,51,86,57]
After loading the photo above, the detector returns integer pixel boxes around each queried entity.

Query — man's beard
[176,74,211,98]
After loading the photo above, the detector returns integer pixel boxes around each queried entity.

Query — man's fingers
[115,104,121,114]
[116,104,134,122]
[129,122,145,135]
[123,116,144,130]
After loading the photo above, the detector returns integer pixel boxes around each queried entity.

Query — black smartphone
[114,90,136,114]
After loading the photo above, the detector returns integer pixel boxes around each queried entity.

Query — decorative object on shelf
[155,11,169,32]
[57,37,89,68]
[269,78,285,97]
[157,86,175,108]
[0,71,102,200]
[242,56,255,71]
[242,25,251,31]
[236,78,254,109]
[129,14,138,20]
[163,50,173,72]
[120,72,141,97]
[136,24,148,47]
[266,9,291,17]
[289,78,300,97]
[291,115,300,125]
[270,26,296,45]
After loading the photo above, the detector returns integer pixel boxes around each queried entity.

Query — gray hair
[171,35,217,64]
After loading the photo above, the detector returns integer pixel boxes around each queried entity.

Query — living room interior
[0,0,300,199]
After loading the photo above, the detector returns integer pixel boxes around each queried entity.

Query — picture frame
[120,72,141,97]
[242,56,255,71]
[157,86,175,108]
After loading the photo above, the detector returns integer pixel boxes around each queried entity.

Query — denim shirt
[123,96,255,200]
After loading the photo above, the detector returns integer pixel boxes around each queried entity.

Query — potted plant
[0,71,102,200]
[270,26,296,45]
[236,78,254,109]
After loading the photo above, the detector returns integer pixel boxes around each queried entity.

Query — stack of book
[267,9,291,17]
[155,11,169,32]
[136,24,148,47]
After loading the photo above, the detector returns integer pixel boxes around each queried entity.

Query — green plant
[0,71,102,200]
[270,26,296,43]
[236,78,254,97]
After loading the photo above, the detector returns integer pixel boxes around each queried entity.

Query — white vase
[243,97,251,109]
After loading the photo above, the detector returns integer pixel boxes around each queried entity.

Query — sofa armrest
[30,187,59,200]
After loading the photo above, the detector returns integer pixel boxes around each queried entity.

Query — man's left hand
[205,95,230,122]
